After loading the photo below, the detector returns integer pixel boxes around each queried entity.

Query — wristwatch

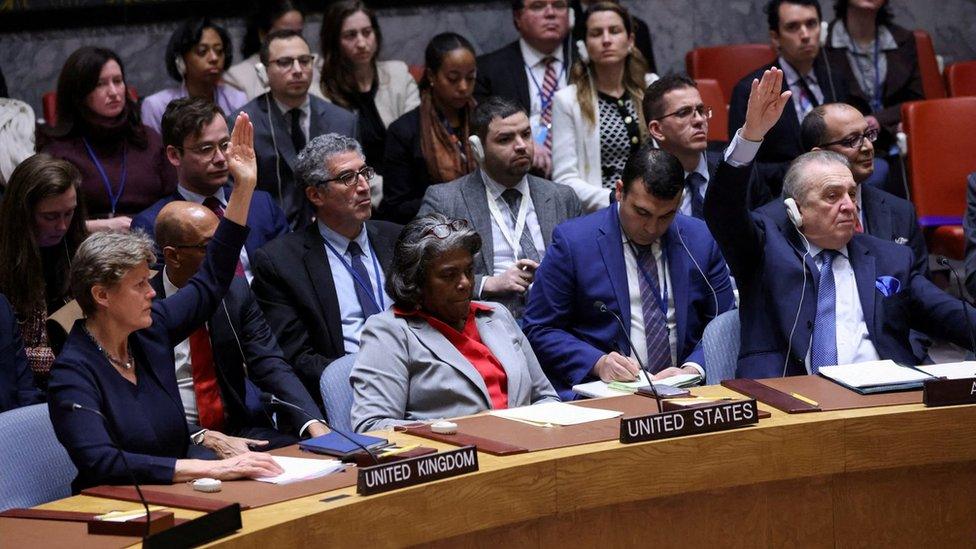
[191,429,209,445]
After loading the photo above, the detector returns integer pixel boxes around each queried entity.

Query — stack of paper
[255,456,344,485]
[489,402,622,426]
[818,360,934,394]
[917,361,976,380]
[573,370,701,398]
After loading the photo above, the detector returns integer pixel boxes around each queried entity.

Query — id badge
[534,124,549,146]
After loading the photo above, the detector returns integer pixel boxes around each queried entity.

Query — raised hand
[742,68,792,142]
[226,112,257,191]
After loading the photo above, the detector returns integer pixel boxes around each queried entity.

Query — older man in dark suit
[234,30,357,230]
[418,97,581,319]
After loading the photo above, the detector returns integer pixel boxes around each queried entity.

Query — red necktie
[202,196,246,277]
[540,56,558,151]
[189,325,225,431]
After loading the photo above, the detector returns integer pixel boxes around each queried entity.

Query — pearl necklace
[84,325,134,371]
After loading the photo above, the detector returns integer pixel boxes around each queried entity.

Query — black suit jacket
[703,150,773,213]
[378,108,430,224]
[250,221,401,404]
[236,94,358,230]
[474,39,574,110]
[151,274,323,434]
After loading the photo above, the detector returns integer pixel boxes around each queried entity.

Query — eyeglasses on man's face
[523,0,569,14]
[656,104,713,122]
[320,165,376,187]
[820,128,879,150]
[179,139,231,160]
[268,54,316,70]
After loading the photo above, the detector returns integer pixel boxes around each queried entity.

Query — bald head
[155,201,220,288]
[801,102,876,183]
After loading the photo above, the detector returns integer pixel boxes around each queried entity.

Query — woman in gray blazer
[350,213,558,432]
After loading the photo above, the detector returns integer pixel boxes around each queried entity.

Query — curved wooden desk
[38,386,976,547]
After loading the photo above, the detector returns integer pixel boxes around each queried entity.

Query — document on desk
[818,360,933,393]
[489,401,622,426]
[917,361,976,380]
[572,370,700,398]
[255,456,344,485]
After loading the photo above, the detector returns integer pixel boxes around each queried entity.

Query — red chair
[913,29,946,100]
[408,64,425,84]
[695,78,728,143]
[41,87,139,127]
[685,44,777,105]
[946,61,976,97]
[901,97,976,259]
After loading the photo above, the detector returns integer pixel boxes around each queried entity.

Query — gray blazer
[417,169,583,301]
[350,301,559,432]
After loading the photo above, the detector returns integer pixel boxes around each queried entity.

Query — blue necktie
[347,241,380,318]
[811,249,838,373]
[686,172,706,219]
[636,245,672,372]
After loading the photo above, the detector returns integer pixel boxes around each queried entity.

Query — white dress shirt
[163,269,201,426]
[176,184,252,282]
[519,38,567,143]
[779,56,825,123]
[678,153,711,217]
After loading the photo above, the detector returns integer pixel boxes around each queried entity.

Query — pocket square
[875,275,901,297]
[894,237,908,245]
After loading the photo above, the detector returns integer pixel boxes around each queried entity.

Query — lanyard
[82,137,127,217]
[627,239,669,315]
[848,29,883,112]
[524,59,566,114]
[322,237,386,312]
[485,183,532,261]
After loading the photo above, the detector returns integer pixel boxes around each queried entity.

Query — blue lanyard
[82,137,127,217]
[848,29,883,112]
[322,238,386,312]
[627,240,668,315]
[524,59,566,115]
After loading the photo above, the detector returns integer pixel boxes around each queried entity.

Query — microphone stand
[938,257,976,353]
[593,301,664,411]
[260,394,381,466]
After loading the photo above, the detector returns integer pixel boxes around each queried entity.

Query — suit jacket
[48,219,248,491]
[250,221,401,404]
[235,93,358,230]
[150,274,322,434]
[130,184,289,264]
[417,169,583,306]
[701,150,774,214]
[962,174,976,296]
[378,108,430,223]
[523,205,735,400]
[729,59,848,195]
[0,293,43,413]
[350,302,559,432]
[475,41,532,112]
[704,160,974,379]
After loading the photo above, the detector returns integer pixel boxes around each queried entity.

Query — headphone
[784,197,803,228]
[674,226,720,318]
[254,61,269,85]
[174,56,187,78]
[468,135,486,165]
[781,196,814,377]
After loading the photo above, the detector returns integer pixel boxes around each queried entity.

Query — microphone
[259,394,380,466]
[937,257,976,353]
[59,401,152,539]
[592,301,663,410]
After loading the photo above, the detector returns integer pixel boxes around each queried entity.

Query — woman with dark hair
[824,0,923,144]
[0,154,88,386]
[42,47,176,228]
[224,0,309,100]
[552,2,657,212]
[378,32,477,224]
[141,17,247,135]
[350,213,558,432]
[318,0,419,195]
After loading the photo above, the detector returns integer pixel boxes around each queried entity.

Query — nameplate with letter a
[357,446,479,496]
[619,399,759,444]
[923,377,976,407]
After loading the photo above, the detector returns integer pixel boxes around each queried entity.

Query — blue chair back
[0,404,76,511]
[702,309,740,384]
[319,354,357,432]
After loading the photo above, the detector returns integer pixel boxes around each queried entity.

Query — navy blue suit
[704,161,974,379]
[0,293,43,413]
[130,184,288,263]
[48,219,248,491]
[523,205,735,400]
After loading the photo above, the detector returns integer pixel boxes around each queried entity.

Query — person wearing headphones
[235,29,357,230]
[522,142,735,400]
[223,0,308,101]
[152,201,326,455]
[141,17,248,135]
[705,68,976,380]
[417,97,581,319]
[728,0,849,196]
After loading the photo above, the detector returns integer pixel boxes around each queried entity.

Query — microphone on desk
[937,257,976,353]
[592,300,663,410]
[59,401,152,539]
[259,393,380,466]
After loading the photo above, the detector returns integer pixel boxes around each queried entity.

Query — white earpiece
[174,56,187,78]
[575,40,590,64]
[468,135,485,165]
[255,62,268,85]
[784,197,803,229]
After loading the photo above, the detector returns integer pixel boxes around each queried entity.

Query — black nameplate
[356,445,479,496]
[923,377,976,407]
[620,399,759,443]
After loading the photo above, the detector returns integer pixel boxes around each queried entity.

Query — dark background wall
[1,0,973,119]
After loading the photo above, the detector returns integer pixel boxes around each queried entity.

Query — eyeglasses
[173,241,209,250]
[655,104,713,121]
[268,54,316,70]
[423,219,469,239]
[819,128,880,150]
[179,140,231,160]
[523,0,569,13]
[320,165,375,187]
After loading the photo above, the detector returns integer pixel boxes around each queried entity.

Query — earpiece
[255,62,268,84]
[174,56,187,78]
[784,197,803,229]
[575,40,590,64]
[568,4,576,28]
[468,135,485,165]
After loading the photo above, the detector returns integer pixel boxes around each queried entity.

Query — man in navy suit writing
[706,68,976,379]
[523,143,735,400]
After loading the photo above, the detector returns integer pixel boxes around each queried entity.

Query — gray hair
[782,150,851,205]
[71,230,156,316]
[386,213,482,309]
[294,133,364,188]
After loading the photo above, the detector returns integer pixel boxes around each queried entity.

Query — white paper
[489,401,622,426]
[818,360,933,388]
[572,370,701,398]
[254,456,344,485]
[917,361,976,380]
